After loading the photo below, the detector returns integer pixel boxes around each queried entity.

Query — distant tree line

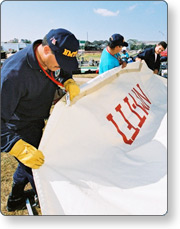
[127,39,155,50]
[20,39,32,44]
[85,39,155,51]
[85,40,108,51]
[6,38,32,44]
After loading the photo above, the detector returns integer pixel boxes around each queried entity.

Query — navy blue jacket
[1,40,71,152]
[137,47,161,71]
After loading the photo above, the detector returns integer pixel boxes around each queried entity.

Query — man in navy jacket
[135,41,167,74]
[1,28,80,211]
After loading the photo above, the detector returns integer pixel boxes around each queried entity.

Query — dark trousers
[13,161,37,194]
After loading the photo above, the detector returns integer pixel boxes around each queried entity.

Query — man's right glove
[9,139,44,169]
[64,78,80,101]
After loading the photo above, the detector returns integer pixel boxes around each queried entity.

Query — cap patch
[50,37,57,45]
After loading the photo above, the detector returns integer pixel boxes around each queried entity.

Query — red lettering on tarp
[131,84,151,113]
[124,96,146,128]
[106,113,138,145]
[106,84,151,145]
[128,93,149,115]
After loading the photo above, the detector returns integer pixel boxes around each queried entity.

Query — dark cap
[46,28,79,72]
[109,33,128,47]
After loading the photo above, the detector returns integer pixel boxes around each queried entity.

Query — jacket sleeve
[1,120,21,152]
[59,69,73,84]
[137,50,146,60]
[1,70,26,152]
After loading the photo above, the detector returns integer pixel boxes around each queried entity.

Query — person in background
[120,47,130,63]
[99,33,128,74]
[135,41,167,74]
[1,28,80,212]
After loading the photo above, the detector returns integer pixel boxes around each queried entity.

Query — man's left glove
[64,79,80,101]
[9,139,44,169]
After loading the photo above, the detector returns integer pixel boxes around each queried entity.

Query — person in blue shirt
[135,41,167,74]
[120,47,130,63]
[1,28,80,212]
[99,33,128,74]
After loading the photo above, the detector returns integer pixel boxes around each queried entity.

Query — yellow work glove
[9,139,44,169]
[64,79,80,101]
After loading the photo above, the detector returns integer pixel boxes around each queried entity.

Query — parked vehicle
[159,61,167,78]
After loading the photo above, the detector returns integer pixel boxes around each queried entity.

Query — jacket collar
[26,40,42,70]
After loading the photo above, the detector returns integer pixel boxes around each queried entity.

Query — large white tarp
[33,61,167,215]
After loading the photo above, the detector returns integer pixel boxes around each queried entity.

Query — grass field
[77,50,102,62]
[77,50,137,63]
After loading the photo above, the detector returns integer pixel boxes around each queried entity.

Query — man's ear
[43,45,51,55]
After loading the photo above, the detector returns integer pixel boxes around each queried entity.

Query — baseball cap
[46,28,79,73]
[109,33,128,47]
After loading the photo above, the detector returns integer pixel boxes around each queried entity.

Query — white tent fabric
[33,61,167,215]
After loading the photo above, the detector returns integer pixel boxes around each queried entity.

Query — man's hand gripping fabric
[64,79,80,101]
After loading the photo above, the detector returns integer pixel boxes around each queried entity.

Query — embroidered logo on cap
[62,49,77,57]
[50,37,57,45]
